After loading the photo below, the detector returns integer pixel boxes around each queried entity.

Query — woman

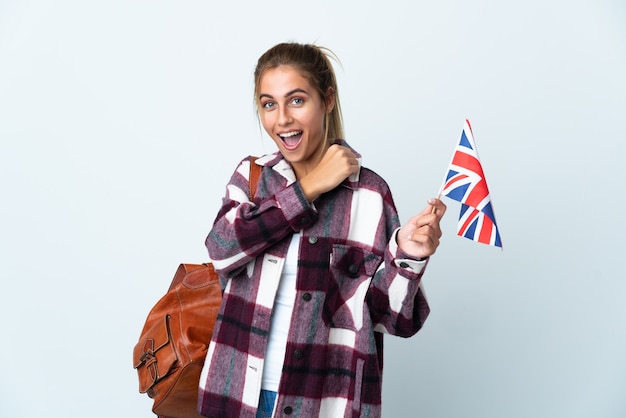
[198,42,446,418]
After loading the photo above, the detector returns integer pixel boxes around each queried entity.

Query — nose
[277,106,292,126]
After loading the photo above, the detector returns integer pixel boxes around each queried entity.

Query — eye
[291,97,304,106]
[261,101,275,110]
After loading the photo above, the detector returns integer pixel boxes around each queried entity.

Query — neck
[292,140,330,180]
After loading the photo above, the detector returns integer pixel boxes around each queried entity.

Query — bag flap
[133,315,178,393]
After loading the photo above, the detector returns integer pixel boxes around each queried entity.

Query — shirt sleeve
[367,189,431,338]
[206,157,318,278]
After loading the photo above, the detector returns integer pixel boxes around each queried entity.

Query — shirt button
[284,406,293,415]
[348,264,358,275]
[399,261,410,268]
[300,217,309,225]
[308,236,318,244]
[294,349,303,359]
[302,292,312,301]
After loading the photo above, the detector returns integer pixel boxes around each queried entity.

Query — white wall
[1,1,624,417]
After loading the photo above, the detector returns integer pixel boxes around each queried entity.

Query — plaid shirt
[199,141,430,418]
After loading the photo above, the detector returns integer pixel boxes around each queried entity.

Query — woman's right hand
[299,144,360,202]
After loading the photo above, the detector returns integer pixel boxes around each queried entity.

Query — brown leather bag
[133,158,261,418]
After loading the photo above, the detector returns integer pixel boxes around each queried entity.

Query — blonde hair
[254,42,344,142]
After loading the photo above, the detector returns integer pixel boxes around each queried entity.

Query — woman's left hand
[397,198,447,259]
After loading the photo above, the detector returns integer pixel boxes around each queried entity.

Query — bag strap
[249,156,262,200]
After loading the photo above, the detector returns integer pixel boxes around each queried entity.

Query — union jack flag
[440,119,502,247]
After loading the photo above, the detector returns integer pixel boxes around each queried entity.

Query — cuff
[275,182,318,231]
[389,228,428,275]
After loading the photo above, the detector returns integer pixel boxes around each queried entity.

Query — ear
[324,87,335,113]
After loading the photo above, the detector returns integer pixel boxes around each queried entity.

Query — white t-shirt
[261,233,300,391]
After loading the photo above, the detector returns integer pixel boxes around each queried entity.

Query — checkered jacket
[198,141,430,418]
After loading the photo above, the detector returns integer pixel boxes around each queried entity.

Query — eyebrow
[259,88,310,100]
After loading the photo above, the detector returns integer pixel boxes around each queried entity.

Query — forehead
[258,65,315,95]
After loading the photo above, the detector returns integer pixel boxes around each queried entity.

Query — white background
[1,1,625,417]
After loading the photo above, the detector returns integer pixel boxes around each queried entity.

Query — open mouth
[278,131,303,150]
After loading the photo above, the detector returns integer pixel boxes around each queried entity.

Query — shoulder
[334,138,393,191]
[358,166,392,193]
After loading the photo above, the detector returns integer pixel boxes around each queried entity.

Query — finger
[413,223,442,241]
[407,231,439,255]
[416,198,441,217]
[408,213,437,231]
[428,198,447,217]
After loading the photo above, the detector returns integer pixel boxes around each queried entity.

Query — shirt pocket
[323,244,383,331]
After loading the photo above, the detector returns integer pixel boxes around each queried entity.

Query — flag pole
[431,148,453,214]
[431,193,441,214]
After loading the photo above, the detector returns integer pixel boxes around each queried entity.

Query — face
[257,65,333,177]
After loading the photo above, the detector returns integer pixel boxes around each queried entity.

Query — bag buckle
[139,340,159,384]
